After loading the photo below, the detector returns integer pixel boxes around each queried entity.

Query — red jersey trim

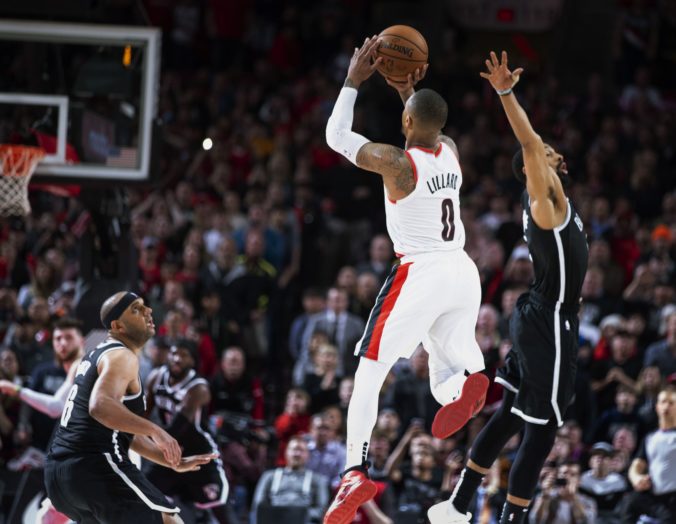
[410,143,442,157]
[404,150,418,183]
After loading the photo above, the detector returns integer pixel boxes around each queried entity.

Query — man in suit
[294,288,366,383]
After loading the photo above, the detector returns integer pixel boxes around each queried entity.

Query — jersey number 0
[441,199,455,241]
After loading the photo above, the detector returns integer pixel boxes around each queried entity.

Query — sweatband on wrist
[102,292,140,329]
[325,87,371,166]
[496,87,513,96]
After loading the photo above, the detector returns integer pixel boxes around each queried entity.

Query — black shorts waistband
[524,291,580,315]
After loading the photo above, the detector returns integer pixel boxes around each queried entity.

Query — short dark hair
[174,338,200,368]
[409,89,448,130]
[53,317,84,333]
[512,148,525,183]
[302,287,325,300]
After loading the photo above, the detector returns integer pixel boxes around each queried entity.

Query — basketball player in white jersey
[323,36,489,524]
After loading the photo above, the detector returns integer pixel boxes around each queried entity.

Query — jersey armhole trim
[553,200,572,232]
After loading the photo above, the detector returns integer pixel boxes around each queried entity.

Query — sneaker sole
[431,373,489,439]
[324,480,377,524]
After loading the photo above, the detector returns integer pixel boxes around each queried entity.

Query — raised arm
[325,36,417,200]
[481,51,566,229]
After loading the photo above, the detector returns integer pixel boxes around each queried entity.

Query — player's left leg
[425,255,488,439]
[497,419,558,524]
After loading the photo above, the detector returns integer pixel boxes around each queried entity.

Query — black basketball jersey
[152,366,216,455]
[521,191,589,306]
[49,339,146,462]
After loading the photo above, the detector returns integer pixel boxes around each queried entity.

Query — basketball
[375,25,428,83]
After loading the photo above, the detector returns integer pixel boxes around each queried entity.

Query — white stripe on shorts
[103,453,180,513]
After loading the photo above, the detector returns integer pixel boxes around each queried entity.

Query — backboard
[0,19,160,181]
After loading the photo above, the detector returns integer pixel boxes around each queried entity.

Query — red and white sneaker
[431,373,489,439]
[323,470,377,524]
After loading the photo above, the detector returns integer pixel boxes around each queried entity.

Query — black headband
[102,292,140,329]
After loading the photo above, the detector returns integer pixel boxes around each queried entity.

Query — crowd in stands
[1,0,676,522]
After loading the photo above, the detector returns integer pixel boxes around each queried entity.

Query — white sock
[345,357,393,469]
[430,370,466,406]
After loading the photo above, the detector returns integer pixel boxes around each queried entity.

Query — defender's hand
[173,452,219,473]
[385,64,428,93]
[480,51,523,93]
[346,36,383,88]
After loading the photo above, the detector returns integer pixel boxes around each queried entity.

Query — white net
[0,145,45,216]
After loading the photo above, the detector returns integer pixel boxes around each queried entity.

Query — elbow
[47,405,63,418]
[325,121,339,152]
[89,397,105,422]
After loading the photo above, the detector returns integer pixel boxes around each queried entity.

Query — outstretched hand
[174,452,219,473]
[480,51,523,93]
[346,36,383,88]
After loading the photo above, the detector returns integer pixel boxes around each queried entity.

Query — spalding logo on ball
[375,25,428,83]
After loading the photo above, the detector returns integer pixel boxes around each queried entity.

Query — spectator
[302,343,341,413]
[644,310,676,377]
[390,445,442,522]
[251,436,329,524]
[591,385,646,445]
[622,386,676,523]
[230,229,277,360]
[297,287,365,381]
[210,346,264,421]
[0,348,22,463]
[138,336,170,384]
[305,413,346,488]
[351,271,378,322]
[17,257,60,310]
[530,462,597,523]
[274,388,311,466]
[196,289,237,356]
[591,329,642,411]
[356,234,393,285]
[288,288,326,361]
[579,442,628,522]
[636,365,663,430]
[389,346,439,430]
[18,318,83,451]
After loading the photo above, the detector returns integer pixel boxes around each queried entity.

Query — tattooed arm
[355,144,416,200]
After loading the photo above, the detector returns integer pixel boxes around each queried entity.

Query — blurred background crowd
[1,0,676,523]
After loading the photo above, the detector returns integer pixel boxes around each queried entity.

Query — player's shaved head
[407,89,448,131]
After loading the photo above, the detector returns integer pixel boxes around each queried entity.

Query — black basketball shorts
[495,294,578,426]
[45,453,180,523]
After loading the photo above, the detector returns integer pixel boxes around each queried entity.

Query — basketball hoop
[0,145,45,216]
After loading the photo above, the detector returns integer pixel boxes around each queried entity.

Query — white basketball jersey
[385,142,466,256]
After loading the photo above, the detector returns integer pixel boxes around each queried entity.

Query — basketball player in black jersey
[428,52,589,524]
[45,292,217,524]
[145,339,230,523]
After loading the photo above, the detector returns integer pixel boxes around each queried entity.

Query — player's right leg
[324,357,392,524]
[428,391,524,524]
